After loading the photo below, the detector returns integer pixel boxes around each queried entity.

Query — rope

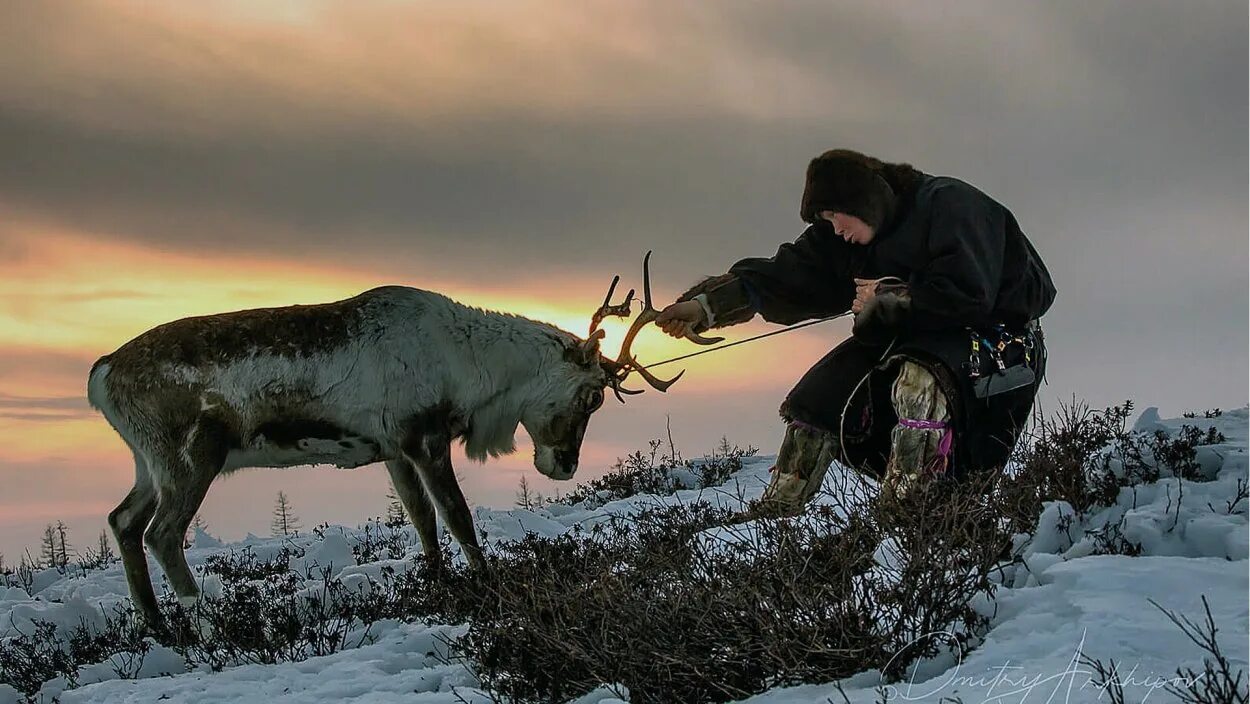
[838,336,897,467]
[631,310,894,472]
[637,312,853,370]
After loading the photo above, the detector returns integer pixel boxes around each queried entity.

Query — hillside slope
[1,408,1246,704]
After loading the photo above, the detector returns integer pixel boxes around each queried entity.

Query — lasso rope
[638,312,853,371]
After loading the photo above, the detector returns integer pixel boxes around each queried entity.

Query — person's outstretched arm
[657,223,857,336]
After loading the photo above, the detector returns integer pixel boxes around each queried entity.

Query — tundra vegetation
[1,403,1245,704]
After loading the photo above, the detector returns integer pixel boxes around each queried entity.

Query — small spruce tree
[40,524,57,569]
[54,521,70,568]
[515,476,535,509]
[95,530,115,564]
[385,487,407,527]
[185,514,209,548]
[271,491,301,537]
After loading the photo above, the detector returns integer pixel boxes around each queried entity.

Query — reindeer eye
[585,389,604,412]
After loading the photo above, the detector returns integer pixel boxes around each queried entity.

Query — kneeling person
[657,149,1056,514]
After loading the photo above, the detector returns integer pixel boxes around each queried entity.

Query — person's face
[819,211,876,245]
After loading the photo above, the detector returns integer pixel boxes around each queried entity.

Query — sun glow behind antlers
[589,251,724,401]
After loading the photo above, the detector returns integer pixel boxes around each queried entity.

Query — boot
[747,421,839,518]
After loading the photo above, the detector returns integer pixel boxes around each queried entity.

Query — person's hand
[656,300,706,338]
[852,278,882,314]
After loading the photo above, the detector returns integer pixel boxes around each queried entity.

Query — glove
[852,278,911,345]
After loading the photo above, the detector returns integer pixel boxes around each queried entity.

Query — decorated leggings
[763,359,951,513]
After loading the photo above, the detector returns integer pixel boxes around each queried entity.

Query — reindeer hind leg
[144,418,227,605]
[109,447,159,623]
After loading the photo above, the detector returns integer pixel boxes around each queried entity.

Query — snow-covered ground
[1,408,1246,704]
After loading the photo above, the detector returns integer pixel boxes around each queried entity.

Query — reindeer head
[520,330,611,480]
[522,252,723,480]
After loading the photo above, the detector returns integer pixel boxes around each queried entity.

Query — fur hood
[799,149,925,229]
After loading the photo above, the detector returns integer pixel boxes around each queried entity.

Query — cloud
[0,348,97,400]
[0,393,93,421]
[0,0,886,138]
[3,1,1239,279]
[41,290,156,304]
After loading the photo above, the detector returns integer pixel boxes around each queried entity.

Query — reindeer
[87,254,717,624]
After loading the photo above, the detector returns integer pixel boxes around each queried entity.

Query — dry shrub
[555,439,757,508]
[1001,399,1226,533]
[999,400,1135,529]
[1081,596,1248,704]
[458,469,1009,703]
[459,400,1235,702]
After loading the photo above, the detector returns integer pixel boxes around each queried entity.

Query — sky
[0,0,1246,559]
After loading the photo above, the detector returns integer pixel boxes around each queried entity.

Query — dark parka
[682,163,1056,479]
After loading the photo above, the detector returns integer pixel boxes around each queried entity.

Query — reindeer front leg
[399,428,487,571]
[383,458,441,567]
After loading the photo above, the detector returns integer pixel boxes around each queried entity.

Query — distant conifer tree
[515,476,536,510]
[271,492,302,537]
[55,521,70,568]
[96,530,115,564]
[39,523,71,569]
[185,514,209,548]
[40,525,57,569]
[385,487,407,527]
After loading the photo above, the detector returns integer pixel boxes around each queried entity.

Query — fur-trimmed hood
[799,149,925,229]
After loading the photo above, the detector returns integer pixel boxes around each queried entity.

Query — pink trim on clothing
[897,417,954,475]
[788,419,827,435]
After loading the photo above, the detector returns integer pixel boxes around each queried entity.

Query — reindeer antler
[589,275,634,337]
[589,273,644,401]
[590,251,724,399]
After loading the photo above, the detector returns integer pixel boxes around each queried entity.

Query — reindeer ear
[580,330,605,365]
[565,330,605,367]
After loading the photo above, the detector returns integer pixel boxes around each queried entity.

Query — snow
[1014,408,1247,566]
[744,556,1246,704]
[55,622,473,704]
[2,408,1246,703]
